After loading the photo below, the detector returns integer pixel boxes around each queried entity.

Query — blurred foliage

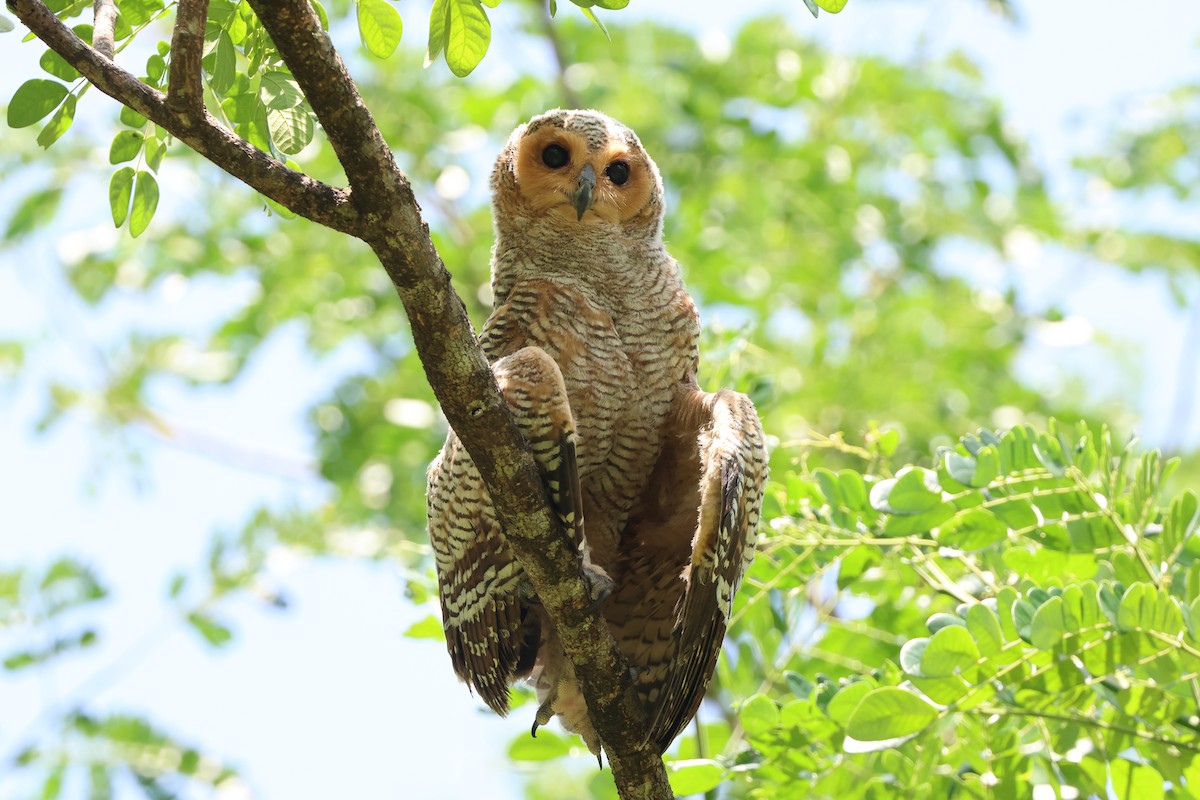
[2,3,1200,799]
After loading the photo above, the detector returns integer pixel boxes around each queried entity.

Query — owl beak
[570,163,596,221]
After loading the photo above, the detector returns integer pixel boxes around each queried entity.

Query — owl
[426,109,767,756]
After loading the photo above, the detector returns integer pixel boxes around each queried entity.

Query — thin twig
[92,0,116,59]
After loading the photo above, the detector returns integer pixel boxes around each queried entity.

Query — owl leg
[494,347,612,606]
[529,615,603,759]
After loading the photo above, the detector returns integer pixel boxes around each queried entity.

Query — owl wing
[427,434,530,715]
[426,346,587,715]
[646,386,767,752]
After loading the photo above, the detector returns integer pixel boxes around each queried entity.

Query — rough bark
[5,0,673,797]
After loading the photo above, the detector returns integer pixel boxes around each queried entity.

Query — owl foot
[517,576,539,603]
[582,561,613,610]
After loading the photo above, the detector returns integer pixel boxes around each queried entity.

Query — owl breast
[480,256,698,568]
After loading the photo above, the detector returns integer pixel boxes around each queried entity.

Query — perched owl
[426,109,767,756]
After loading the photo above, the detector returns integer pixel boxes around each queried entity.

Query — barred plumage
[426,109,767,756]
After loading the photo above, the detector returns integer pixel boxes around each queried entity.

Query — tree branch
[8,0,359,236]
[91,0,115,59]
[166,0,208,111]
[244,2,671,796]
[9,0,673,796]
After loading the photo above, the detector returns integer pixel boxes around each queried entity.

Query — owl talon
[531,695,556,740]
[582,562,613,610]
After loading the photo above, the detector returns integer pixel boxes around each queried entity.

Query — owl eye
[606,161,630,186]
[542,144,569,169]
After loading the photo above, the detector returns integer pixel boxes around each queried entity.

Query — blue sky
[2,2,1200,799]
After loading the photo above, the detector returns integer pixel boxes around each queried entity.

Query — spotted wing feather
[427,437,528,715]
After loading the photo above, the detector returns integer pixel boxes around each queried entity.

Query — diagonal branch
[245,3,671,797]
[166,0,208,111]
[8,0,359,235]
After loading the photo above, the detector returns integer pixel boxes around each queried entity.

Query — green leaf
[572,6,608,38]
[739,694,780,736]
[843,687,937,749]
[357,0,403,58]
[267,105,315,155]
[109,166,134,227]
[870,467,942,514]
[36,93,75,148]
[971,445,1000,486]
[1109,759,1164,800]
[208,30,236,95]
[186,611,232,646]
[965,604,1005,655]
[837,469,869,510]
[507,728,571,761]
[926,612,965,633]
[837,545,880,589]
[144,134,166,171]
[899,637,928,676]
[4,187,62,239]
[944,452,976,485]
[129,170,159,237]
[8,79,69,128]
[666,760,725,797]
[814,0,848,12]
[39,49,80,81]
[259,70,304,110]
[425,0,448,67]
[402,614,444,640]
[1029,594,1066,649]
[1117,582,1183,635]
[0,13,14,32]
[443,0,490,77]
[825,680,872,726]
[109,130,144,164]
[1012,597,1036,641]
[120,105,147,128]
[938,507,1008,550]
[120,0,164,27]
[920,624,979,677]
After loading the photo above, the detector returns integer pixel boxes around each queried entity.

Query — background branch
[91,0,115,58]
[533,0,583,108]
[166,0,208,110]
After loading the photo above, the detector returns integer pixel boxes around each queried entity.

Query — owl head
[492,109,664,236]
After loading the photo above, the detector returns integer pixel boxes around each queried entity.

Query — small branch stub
[92,0,116,58]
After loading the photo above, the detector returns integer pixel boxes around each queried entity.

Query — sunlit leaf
[7,79,68,128]
[357,0,403,59]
